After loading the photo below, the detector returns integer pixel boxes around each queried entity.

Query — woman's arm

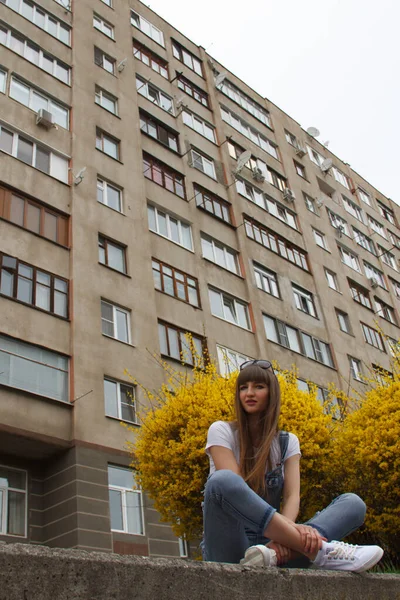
[280,454,301,522]
[209,446,242,476]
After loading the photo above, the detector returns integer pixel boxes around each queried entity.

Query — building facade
[0,0,399,558]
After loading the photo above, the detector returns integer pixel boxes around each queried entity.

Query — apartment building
[0,0,399,558]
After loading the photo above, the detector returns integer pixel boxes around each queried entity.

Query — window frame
[152,258,200,308]
[209,287,251,331]
[101,300,131,344]
[374,297,397,325]
[93,13,114,39]
[130,10,164,47]
[97,177,123,213]
[325,268,339,291]
[133,40,168,79]
[216,344,253,377]
[253,262,280,298]
[217,78,271,127]
[313,229,328,251]
[10,76,69,129]
[377,244,398,271]
[377,201,396,226]
[349,280,372,310]
[364,261,387,289]
[303,193,318,215]
[293,160,306,179]
[349,356,363,381]
[292,283,317,317]
[143,153,186,199]
[171,40,203,77]
[361,322,385,352]
[95,127,120,160]
[220,106,278,159]
[108,465,144,535]
[201,233,241,275]
[352,227,376,255]
[136,75,174,115]
[236,178,298,230]
[190,149,216,179]
[177,74,209,108]
[335,309,352,334]
[2,0,71,45]
[182,109,216,143]
[332,166,350,189]
[338,244,361,273]
[104,378,137,425]
[158,321,205,366]
[94,46,115,74]
[194,185,232,225]
[147,205,193,251]
[367,214,387,239]
[0,465,27,538]
[95,85,118,116]
[139,110,179,153]
[342,196,364,222]
[98,235,127,274]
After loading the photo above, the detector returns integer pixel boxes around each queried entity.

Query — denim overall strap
[264,430,289,511]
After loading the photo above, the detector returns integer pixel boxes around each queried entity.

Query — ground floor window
[0,466,27,537]
[108,465,144,535]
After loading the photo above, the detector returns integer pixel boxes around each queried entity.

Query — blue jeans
[202,470,366,564]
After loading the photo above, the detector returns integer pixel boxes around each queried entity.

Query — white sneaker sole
[354,546,384,573]
[240,545,274,567]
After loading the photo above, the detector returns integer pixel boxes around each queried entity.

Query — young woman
[202,360,383,572]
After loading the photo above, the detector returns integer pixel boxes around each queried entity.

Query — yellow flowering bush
[128,359,333,541]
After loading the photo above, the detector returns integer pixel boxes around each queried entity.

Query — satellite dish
[307,127,320,138]
[117,58,127,72]
[320,158,333,173]
[234,150,252,174]
[215,72,227,88]
[175,96,186,108]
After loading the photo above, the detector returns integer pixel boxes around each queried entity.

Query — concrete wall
[0,544,399,600]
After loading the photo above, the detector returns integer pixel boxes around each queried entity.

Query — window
[358,188,371,206]
[172,40,202,76]
[0,124,69,182]
[353,227,376,255]
[93,14,114,38]
[10,77,69,128]
[338,245,361,272]
[377,201,396,226]
[217,78,271,127]
[0,67,6,93]
[148,205,192,250]
[313,229,328,250]
[0,25,70,82]
[130,10,164,46]
[100,0,112,6]
[368,215,386,239]
[294,161,306,178]
[136,75,173,114]
[304,193,318,215]
[328,210,350,237]
[349,279,372,309]
[285,131,298,147]
[216,344,252,377]
[0,334,68,401]
[133,41,168,79]
[140,111,178,152]
[182,109,216,142]
[0,253,68,317]
[209,288,251,330]
[349,356,363,381]
[190,149,216,179]
[108,466,144,535]
[158,321,205,365]
[263,315,334,367]
[236,179,298,230]
[194,185,232,224]
[292,284,317,317]
[361,322,385,352]
[2,0,71,44]
[378,245,398,271]
[201,234,240,275]
[342,196,364,222]
[95,86,118,115]
[152,259,200,307]
[306,145,325,167]
[0,186,69,245]
[332,167,350,189]
[364,262,387,289]
[0,466,27,537]
[390,277,400,299]
[98,235,126,273]
[96,128,120,160]
[254,263,279,298]
[104,379,136,424]
[335,309,352,334]
[97,178,122,213]
[101,300,130,343]
[387,338,400,358]
[177,74,209,108]
[94,46,115,74]
[220,106,278,159]
[388,231,400,249]
[325,268,339,291]
[375,298,397,325]
[228,141,287,191]
[143,154,185,198]
[245,217,309,271]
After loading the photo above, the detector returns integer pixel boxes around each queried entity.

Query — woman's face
[239,380,269,414]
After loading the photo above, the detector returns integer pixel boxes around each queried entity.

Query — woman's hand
[295,524,326,556]
[266,541,292,565]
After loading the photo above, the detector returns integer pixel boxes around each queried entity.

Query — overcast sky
[145,0,400,204]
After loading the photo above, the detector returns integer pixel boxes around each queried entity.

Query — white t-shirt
[205,420,301,477]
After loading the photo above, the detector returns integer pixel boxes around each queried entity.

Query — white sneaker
[240,545,277,567]
[312,540,384,573]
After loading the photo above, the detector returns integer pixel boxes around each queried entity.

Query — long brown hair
[235,364,281,495]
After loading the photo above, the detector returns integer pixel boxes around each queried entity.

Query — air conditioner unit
[283,188,295,202]
[252,167,265,183]
[295,145,306,158]
[369,277,379,289]
[36,108,54,129]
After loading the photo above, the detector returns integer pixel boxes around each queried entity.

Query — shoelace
[328,542,358,560]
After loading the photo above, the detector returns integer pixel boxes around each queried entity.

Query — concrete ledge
[0,544,399,600]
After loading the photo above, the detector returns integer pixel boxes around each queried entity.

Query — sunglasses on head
[240,359,273,371]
